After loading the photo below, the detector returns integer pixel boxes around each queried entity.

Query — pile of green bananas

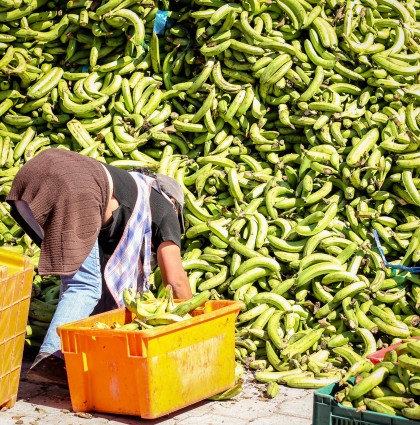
[234,293,420,389]
[334,338,420,420]
[0,0,419,396]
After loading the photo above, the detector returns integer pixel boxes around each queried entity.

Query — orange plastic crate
[57,299,242,419]
[0,248,34,409]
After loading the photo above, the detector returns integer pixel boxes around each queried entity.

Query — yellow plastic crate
[0,248,34,408]
[57,300,242,419]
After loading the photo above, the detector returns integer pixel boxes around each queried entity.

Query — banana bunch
[91,287,212,331]
[335,339,420,420]
[237,320,345,389]
[25,279,61,347]
[0,202,41,268]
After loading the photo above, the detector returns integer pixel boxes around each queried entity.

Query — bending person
[7,148,192,387]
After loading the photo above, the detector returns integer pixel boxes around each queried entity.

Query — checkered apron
[104,172,153,307]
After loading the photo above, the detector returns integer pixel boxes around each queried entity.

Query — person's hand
[157,241,192,299]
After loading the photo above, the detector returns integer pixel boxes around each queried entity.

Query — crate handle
[126,333,145,358]
[0,265,8,279]
[59,329,78,354]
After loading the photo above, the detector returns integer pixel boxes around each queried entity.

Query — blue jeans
[40,241,116,358]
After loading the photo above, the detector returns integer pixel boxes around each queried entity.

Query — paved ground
[1,359,315,425]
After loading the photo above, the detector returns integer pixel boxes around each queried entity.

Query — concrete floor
[1,360,315,425]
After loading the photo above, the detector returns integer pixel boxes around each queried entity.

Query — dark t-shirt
[99,164,181,255]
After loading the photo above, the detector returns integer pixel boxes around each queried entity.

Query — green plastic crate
[313,381,417,425]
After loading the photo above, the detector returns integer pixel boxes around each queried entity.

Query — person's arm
[157,241,192,299]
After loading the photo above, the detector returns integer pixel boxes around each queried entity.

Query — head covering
[156,174,185,233]
[7,149,109,276]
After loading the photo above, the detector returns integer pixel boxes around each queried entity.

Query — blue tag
[82,65,89,73]
[373,229,420,273]
[154,10,169,35]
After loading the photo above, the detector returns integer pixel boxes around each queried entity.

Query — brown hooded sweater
[7,149,109,276]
